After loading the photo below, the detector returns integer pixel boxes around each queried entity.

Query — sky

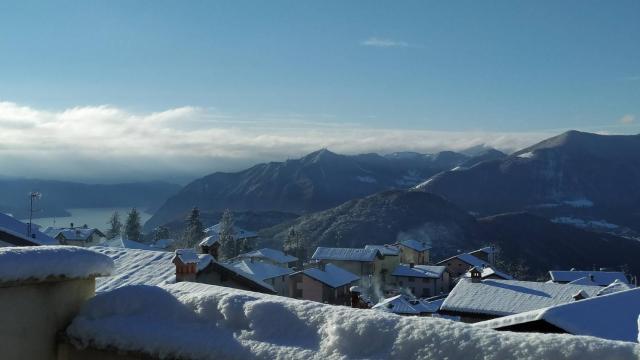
[0,0,638,183]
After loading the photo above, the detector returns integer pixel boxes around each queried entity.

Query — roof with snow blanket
[236,248,297,264]
[364,244,400,256]
[440,278,602,317]
[474,288,640,343]
[64,281,640,360]
[463,266,513,280]
[0,246,113,284]
[173,248,200,264]
[44,227,104,241]
[549,270,628,286]
[0,212,57,246]
[102,237,157,251]
[200,223,257,244]
[469,246,495,255]
[372,295,442,315]
[399,239,430,252]
[228,259,293,281]
[392,264,445,279]
[437,252,489,267]
[91,247,177,292]
[301,263,360,288]
[312,247,381,262]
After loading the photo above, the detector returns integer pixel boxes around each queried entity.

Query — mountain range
[144,148,504,230]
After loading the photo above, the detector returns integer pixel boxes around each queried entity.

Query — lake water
[26,207,153,232]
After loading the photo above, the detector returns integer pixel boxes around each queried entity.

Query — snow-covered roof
[228,259,293,281]
[236,248,298,264]
[474,288,640,343]
[102,237,157,251]
[199,235,220,247]
[151,238,176,250]
[0,213,57,245]
[399,239,430,252]
[463,266,513,280]
[0,246,113,283]
[392,264,445,279]
[174,249,200,264]
[597,279,634,296]
[372,295,441,315]
[204,223,258,239]
[364,244,400,256]
[311,247,381,262]
[91,247,177,292]
[470,246,495,255]
[437,252,488,268]
[440,279,602,317]
[45,227,104,241]
[549,270,628,286]
[302,263,360,288]
[65,281,640,360]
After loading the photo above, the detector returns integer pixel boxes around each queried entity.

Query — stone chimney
[172,249,198,282]
[470,266,482,283]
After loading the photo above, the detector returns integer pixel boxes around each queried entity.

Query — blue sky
[0,1,638,181]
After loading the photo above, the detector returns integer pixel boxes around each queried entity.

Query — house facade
[289,263,359,305]
[391,264,449,298]
[398,240,430,265]
[311,247,383,287]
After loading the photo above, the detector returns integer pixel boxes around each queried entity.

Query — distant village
[1,206,638,345]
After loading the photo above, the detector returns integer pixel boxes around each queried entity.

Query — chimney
[70,222,74,228]
[318,262,326,271]
[350,286,362,308]
[589,274,595,282]
[470,267,482,283]
[172,250,197,282]
[409,263,415,268]
[573,290,588,301]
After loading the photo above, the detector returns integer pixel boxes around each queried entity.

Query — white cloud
[0,101,551,183]
[619,114,635,125]
[361,37,410,48]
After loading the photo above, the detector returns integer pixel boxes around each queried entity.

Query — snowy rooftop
[236,248,298,264]
[470,246,495,255]
[228,259,293,281]
[91,247,176,292]
[44,227,103,242]
[438,252,489,268]
[0,246,113,283]
[199,235,220,247]
[597,279,634,296]
[399,239,431,252]
[102,237,157,251]
[463,266,513,280]
[549,270,629,286]
[0,212,57,245]
[364,244,400,256]
[302,263,360,288]
[204,223,257,238]
[441,279,602,317]
[65,282,640,359]
[174,249,200,264]
[475,288,640,343]
[372,295,442,315]
[312,247,381,262]
[392,264,445,279]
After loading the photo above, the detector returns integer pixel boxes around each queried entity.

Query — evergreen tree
[182,207,205,247]
[106,211,122,240]
[153,226,171,242]
[218,209,236,260]
[284,227,307,268]
[125,208,142,241]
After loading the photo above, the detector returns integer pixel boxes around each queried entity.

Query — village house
[228,258,293,296]
[397,239,430,265]
[436,251,511,281]
[311,247,384,287]
[548,269,630,286]
[289,263,359,305]
[372,294,443,316]
[364,244,400,285]
[468,246,496,264]
[474,287,640,343]
[236,247,298,268]
[391,263,449,298]
[45,224,105,247]
[0,212,57,247]
[438,278,602,323]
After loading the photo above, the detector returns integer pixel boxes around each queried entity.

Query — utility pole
[27,192,42,238]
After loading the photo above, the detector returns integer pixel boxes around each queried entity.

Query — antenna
[27,192,42,238]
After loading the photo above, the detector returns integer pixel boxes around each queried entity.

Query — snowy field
[67,282,640,360]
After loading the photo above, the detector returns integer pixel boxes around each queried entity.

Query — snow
[439,253,512,279]
[475,288,640,343]
[392,264,445,279]
[355,175,377,184]
[0,212,57,245]
[563,198,594,208]
[302,263,360,288]
[228,259,293,281]
[66,282,640,360]
[0,246,113,283]
[364,244,400,256]
[91,247,176,292]
[517,151,535,158]
[312,247,380,262]
[441,279,602,317]
[597,279,633,296]
[204,223,257,239]
[551,217,619,230]
[399,239,431,252]
[463,266,513,280]
[174,249,200,264]
[44,227,102,241]
[102,237,157,251]
[237,248,297,264]
[549,270,629,286]
[372,295,441,315]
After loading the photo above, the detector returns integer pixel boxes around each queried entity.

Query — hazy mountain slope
[145,149,493,230]
[478,212,640,279]
[417,131,640,231]
[258,190,485,259]
[0,179,181,219]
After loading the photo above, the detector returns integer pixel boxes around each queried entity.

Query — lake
[26,207,153,232]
